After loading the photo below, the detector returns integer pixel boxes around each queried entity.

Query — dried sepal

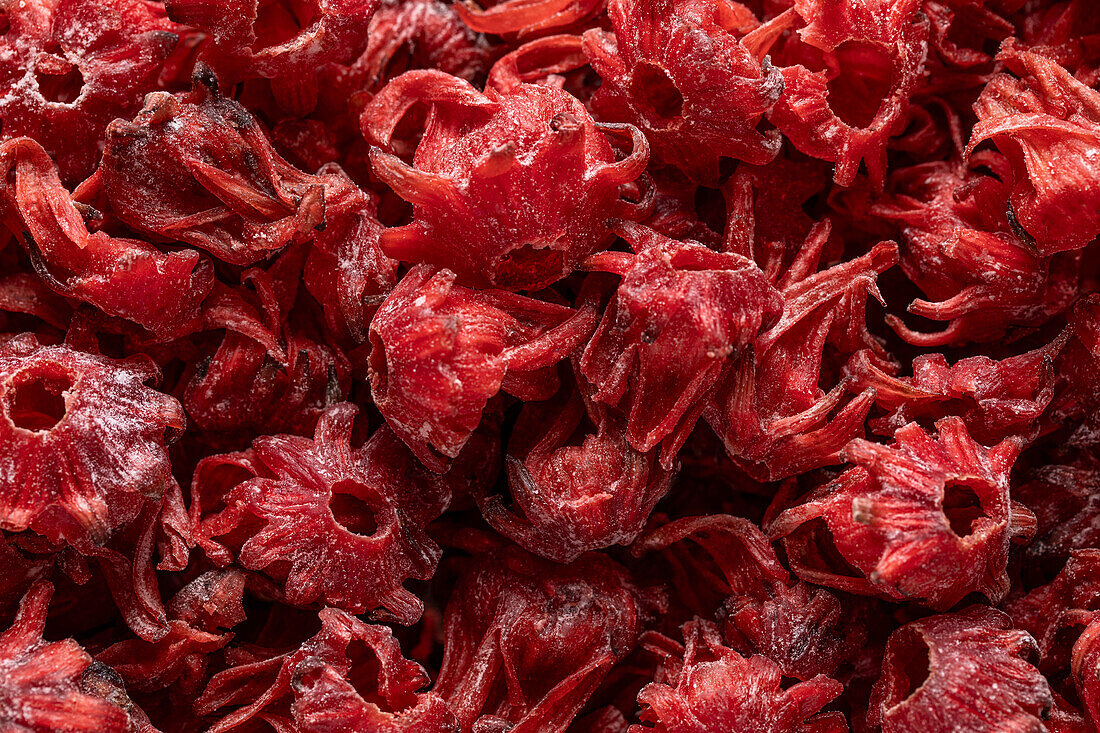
[770,418,1035,609]
[968,43,1100,254]
[100,66,326,267]
[868,606,1052,731]
[582,0,789,181]
[0,582,151,732]
[631,619,845,733]
[197,606,451,733]
[475,386,674,563]
[580,222,782,465]
[369,265,595,471]
[769,0,929,187]
[704,233,898,481]
[435,542,658,732]
[191,403,460,624]
[0,0,178,184]
[362,63,650,291]
[0,334,184,547]
[0,137,212,339]
[164,0,379,85]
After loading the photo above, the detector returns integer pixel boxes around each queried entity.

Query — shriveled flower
[0,582,153,732]
[99,66,326,267]
[704,230,898,481]
[435,541,659,732]
[769,0,929,186]
[0,334,185,547]
[632,619,845,733]
[582,0,789,181]
[164,0,379,86]
[362,58,650,291]
[197,606,453,733]
[968,43,1100,254]
[369,265,595,471]
[0,0,178,184]
[191,403,471,624]
[474,386,674,563]
[770,417,1036,609]
[873,158,1079,346]
[868,606,1052,731]
[0,137,213,339]
[580,222,782,466]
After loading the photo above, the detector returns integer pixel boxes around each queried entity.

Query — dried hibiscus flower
[196,605,453,733]
[704,231,898,481]
[362,55,650,291]
[582,0,789,181]
[770,417,1035,609]
[580,222,782,466]
[843,335,1063,445]
[164,0,379,86]
[0,0,178,184]
[0,137,213,339]
[0,582,154,732]
[191,403,472,624]
[968,43,1100,255]
[868,606,1052,731]
[99,66,326,267]
[769,0,930,187]
[874,158,1079,346]
[473,385,674,563]
[632,619,846,733]
[368,264,595,471]
[0,334,184,547]
[434,540,660,732]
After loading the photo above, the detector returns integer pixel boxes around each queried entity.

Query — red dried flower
[1072,617,1100,731]
[843,336,1063,445]
[632,619,846,733]
[770,417,1035,609]
[0,334,184,547]
[191,403,466,624]
[868,606,1052,731]
[366,0,492,88]
[456,0,604,36]
[769,0,929,187]
[0,0,178,184]
[704,234,897,480]
[474,386,674,563]
[634,515,867,679]
[303,164,398,343]
[197,606,452,733]
[874,159,1079,346]
[164,0,379,84]
[0,137,213,339]
[968,44,1100,254]
[582,0,788,181]
[362,63,650,290]
[368,265,595,471]
[182,266,350,443]
[580,222,782,465]
[99,66,326,267]
[435,542,659,732]
[1007,550,1100,675]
